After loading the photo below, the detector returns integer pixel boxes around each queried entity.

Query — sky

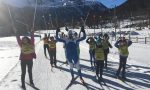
[0,0,127,8]
[0,0,29,7]
[97,0,127,8]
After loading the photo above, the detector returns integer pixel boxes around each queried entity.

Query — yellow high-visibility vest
[49,41,56,49]
[21,44,35,54]
[102,41,109,49]
[95,47,104,60]
[119,45,129,56]
[89,42,95,50]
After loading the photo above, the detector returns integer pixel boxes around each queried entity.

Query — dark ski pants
[69,61,83,79]
[49,50,56,66]
[116,56,127,78]
[104,52,108,67]
[44,44,49,57]
[96,60,104,78]
[104,49,109,68]
[89,49,95,67]
[21,60,33,86]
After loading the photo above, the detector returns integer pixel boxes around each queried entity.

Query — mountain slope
[0,0,108,36]
[116,0,150,17]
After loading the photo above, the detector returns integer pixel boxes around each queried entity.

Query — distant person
[43,33,50,58]
[102,33,112,68]
[115,37,132,80]
[12,26,36,89]
[56,26,86,84]
[48,36,57,67]
[95,39,105,80]
[86,37,96,68]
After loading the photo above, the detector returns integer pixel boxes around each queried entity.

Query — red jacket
[16,32,36,60]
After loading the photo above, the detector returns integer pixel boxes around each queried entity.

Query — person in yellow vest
[86,37,96,68]
[95,40,105,80]
[115,37,132,79]
[13,26,36,89]
[43,33,50,58]
[48,36,57,67]
[102,33,112,68]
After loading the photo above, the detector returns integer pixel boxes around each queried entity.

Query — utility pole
[129,11,133,40]
[93,15,96,36]
[99,16,103,34]
[148,8,150,29]
[42,15,47,30]
[49,14,54,29]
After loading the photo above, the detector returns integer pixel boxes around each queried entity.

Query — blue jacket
[56,31,86,64]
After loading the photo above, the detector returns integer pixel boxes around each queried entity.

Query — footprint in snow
[11,79,17,82]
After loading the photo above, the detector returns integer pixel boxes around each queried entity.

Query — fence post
[145,37,147,44]
[136,37,138,43]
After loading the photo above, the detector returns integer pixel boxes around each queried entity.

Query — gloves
[56,28,60,32]
[65,27,69,31]
[81,26,85,33]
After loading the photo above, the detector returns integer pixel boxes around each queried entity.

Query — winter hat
[74,32,78,36]
[96,38,101,44]
[96,39,103,48]
[68,30,73,35]
[103,33,109,39]
[22,36,31,43]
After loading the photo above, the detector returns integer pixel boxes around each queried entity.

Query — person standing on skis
[12,25,36,89]
[56,26,86,83]
[86,37,96,68]
[48,36,57,67]
[43,33,50,58]
[102,33,112,68]
[115,37,132,79]
[95,38,105,80]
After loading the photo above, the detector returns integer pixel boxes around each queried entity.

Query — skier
[12,25,36,89]
[48,36,57,67]
[43,33,50,58]
[95,38,105,80]
[102,33,112,68]
[115,37,132,79]
[86,37,96,68]
[56,26,86,83]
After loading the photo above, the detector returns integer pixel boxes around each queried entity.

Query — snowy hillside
[2,0,106,8]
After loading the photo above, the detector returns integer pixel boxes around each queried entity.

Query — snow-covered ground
[0,29,150,90]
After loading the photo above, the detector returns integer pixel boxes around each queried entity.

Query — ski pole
[42,15,48,33]
[84,12,89,25]
[72,17,74,30]
[80,17,89,34]
[49,14,55,34]
[6,4,17,34]
[32,0,38,30]
[55,10,58,28]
